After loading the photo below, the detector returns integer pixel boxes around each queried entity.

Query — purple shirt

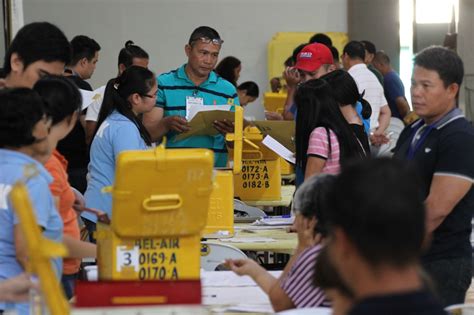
[280,244,328,308]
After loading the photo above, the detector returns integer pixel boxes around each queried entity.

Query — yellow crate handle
[242,149,264,160]
[142,194,183,211]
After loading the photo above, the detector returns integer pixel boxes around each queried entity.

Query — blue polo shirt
[0,149,63,314]
[157,64,239,167]
[84,111,149,223]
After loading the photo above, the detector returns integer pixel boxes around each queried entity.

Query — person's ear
[447,82,460,99]
[185,44,192,58]
[79,57,89,68]
[10,52,24,73]
[118,63,127,75]
[130,92,142,106]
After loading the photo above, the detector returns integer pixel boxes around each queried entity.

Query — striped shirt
[157,64,240,167]
[280,244,327,308]
[348,63,388,130]
[307,127,341,174]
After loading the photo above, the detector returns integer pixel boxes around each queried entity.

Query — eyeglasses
[190,37,224,46]
[141,93,157,99]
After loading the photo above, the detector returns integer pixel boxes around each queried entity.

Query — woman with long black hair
[295,79,365,185]
[83,66,156,235]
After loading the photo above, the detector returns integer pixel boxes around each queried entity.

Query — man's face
[364,49,374,64]
[297,65,329,82]
[185,40,221,78]
[411,65,458,124]
[10,53,65,88]
[83,51,99,79]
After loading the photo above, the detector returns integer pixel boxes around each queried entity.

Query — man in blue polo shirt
[143,26,239,167]
[394,46,474,306]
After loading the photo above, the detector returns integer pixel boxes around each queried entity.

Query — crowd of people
[0,21,473,315]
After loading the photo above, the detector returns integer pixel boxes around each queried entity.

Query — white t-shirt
[348,63,388,130]
[85,97,103,122]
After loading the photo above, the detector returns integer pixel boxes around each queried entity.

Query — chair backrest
[200,242,247,271]
[375,117,405,157]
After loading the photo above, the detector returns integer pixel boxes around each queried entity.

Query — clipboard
[174,110,235,141]
[252,120,295,152]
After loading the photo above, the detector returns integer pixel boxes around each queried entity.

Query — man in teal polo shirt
[143,26,239,167]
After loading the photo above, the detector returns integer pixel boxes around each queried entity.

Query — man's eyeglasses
[190,37,224,46]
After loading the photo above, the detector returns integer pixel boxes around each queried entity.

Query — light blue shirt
[84,111,148,222]
[157,64,240,167]
[0,149,63,314]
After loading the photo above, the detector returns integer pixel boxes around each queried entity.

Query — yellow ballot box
[228,126,282,201]
[263,92,287,114]
[97,145,214,281]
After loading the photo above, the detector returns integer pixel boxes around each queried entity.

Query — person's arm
[142,107,190,142]
[395,96,410,119]
[305,156,326,179]
[52,197,96,258]
[0,273,36,302]
[376,104,391,134]
[425,175,472,235]
[85,121,97,146]
[282,67,300,121]
[226,258,295,311]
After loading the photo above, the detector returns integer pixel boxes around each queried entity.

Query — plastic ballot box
[228,126,282,201]
[96,145,214,281]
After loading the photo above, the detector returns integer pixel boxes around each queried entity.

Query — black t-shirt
[56,75,91,169]
[348,290,447,315]
[393,113,474,262]
[350,124,371,156]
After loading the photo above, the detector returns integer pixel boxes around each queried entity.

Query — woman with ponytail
[83,66,156,234]
[321,69,371,155]
[295,79,365,185]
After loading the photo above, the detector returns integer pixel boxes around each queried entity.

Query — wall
[458,0,474,118]
[348,0,399,72]
[22,0,347,119]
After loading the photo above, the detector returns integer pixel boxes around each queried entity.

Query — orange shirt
[44,150,81,275]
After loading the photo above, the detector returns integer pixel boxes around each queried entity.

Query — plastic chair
[374,117,405,157]
[200,242,247,271]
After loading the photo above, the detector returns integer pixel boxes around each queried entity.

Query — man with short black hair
[394,45,474,306]
[325,158,447,315]
[65,35,101,90]
[1,22,71,88]
[342,41,391,146]
[360,40,384,85]
[143,26,239,167]
[59,35,100,193]
[373,50,410,119]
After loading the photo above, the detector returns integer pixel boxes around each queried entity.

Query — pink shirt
[307,127,341,174]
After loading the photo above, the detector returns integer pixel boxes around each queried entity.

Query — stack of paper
[80,85,106,110]
[262,135,295,164]
[251,216,294,226]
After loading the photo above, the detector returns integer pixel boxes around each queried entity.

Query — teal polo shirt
[156,64,239,167]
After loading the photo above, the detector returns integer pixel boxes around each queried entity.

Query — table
[206,224,297,255]
[243,185,295,208]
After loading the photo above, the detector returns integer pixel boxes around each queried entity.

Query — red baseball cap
[295,43,334,72]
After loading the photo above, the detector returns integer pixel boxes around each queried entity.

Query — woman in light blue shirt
[0,89,63,315]
[83,66,157,236]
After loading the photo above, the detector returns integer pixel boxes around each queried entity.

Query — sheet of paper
[201,270,282,287]
[262,135,295,164]
[225,304,275,313]
[186,103,232,121]
[253,120,295,151]
[219,237,276,243]
[80,85,106,110]
[203,286,270,306]
[175,110,235,141]
[252,216,294,226]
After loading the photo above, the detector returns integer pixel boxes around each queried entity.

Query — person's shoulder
[158,68,179,84]
[213,75,238,95]
[439,117,474,140]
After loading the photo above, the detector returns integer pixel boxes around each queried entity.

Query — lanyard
[406,124,435,160]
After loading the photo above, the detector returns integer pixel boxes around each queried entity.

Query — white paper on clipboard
[262,135,295,164]
[186,104,232,121]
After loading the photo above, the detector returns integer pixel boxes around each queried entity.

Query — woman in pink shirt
[295,79,365,181]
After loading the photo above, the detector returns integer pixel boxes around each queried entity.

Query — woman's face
[234,64,242,82]
[131,81,158,115]
[48,112,78,149]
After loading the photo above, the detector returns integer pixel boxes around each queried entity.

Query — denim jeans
[423,257,472,306]
[61,273,78,300]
